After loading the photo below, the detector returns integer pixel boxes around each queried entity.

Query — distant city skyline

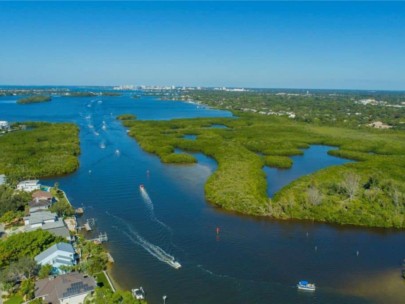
[1,1,404,90]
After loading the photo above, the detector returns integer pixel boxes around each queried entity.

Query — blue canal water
[264,145,353,197]
[1,92,404,304]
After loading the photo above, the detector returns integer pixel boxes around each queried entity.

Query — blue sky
[0,1,404,90]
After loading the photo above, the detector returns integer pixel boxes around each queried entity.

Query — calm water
[264,145,353,197]
[1,92,404,304]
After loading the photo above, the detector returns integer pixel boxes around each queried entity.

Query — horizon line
[1,84,404,93]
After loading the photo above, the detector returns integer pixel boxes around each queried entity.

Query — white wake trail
[108,212,180,269]
[140,188,172,233]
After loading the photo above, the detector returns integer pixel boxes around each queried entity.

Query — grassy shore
[120,112,405,228]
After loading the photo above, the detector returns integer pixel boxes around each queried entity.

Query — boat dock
[78,218,95,231]
[88,232,108,244]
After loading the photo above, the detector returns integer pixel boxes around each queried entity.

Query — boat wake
[139,187,172,233]
[109,212,181,269]
[124,230,181,269]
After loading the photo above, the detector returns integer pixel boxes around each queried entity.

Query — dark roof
[29,199,51,208]
[35,272,96,303]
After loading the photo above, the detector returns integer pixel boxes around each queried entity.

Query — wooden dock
[88,232,108,244]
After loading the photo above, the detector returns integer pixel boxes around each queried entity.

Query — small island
[17,95,52,104]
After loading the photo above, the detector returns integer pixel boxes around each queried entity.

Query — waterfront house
[24,211,72,241]
[24,210,57,228]
[0,174,6,186]
[35,242,76,273]
[35,272,96,304]
[29,198,53,213]
[29,190,54,212]
[17,180,40,192]
[32,190,53,201]
[0,120,10,131]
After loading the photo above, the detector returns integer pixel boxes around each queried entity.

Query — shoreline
[55,185,127,295]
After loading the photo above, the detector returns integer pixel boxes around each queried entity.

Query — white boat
[297,280,316,291]
[139,184,144,190]
[132,287,145,300]
[169,259,182,269]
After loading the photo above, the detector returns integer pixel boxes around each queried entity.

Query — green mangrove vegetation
[117,114,136,121]
[0,185,31,216]
[0,230,64,267]
[120,113,405,228]
[16,95,51,104]
[0,122,80,182]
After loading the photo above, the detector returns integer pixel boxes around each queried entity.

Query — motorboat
[132,287,145,300]
[169,259,182,269]
[297,280,316,291]
[139,184,144,190]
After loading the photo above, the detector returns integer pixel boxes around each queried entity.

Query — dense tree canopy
[0,185,30,215]
[0,230,64,267]
[0,122,80,182]
[121,112,405,228]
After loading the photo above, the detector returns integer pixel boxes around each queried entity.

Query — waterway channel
[1,91,404,304]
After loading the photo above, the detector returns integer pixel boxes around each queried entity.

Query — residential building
[35,272,96,304]
[35,242,76,273]
[17,180,40,192]
[32,190,53,201]
[24,211,57,228]
[29,198,53,213]
[24,211,72,241]
[0,121,10,130]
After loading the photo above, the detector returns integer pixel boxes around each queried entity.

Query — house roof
[29,199,51,209]
[35,272,96,303]
[46,226,71,239]
[24,211,57,225]
[32,190,52,199]
[35,242,75,263]
[17,180,39,185]
[26,221,71,239]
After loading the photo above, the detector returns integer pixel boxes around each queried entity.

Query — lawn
[95,271,112,290]
[4,295,23,304]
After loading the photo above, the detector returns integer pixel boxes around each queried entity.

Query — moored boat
[297,280,316,291]
[132,286,145,300]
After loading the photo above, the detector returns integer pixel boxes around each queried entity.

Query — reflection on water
[339,269,405,304]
